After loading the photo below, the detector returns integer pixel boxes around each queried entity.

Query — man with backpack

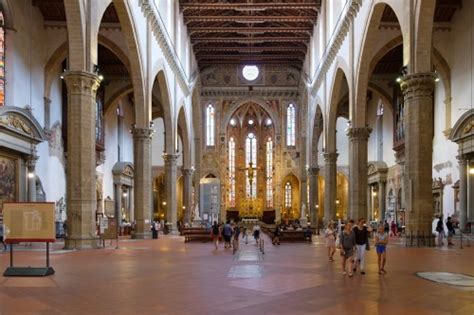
[222,220,233,249]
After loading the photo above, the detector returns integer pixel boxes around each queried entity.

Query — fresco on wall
[0,154,17,213]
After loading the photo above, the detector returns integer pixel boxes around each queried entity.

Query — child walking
[375,225,388,274]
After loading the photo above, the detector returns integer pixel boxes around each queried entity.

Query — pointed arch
[327,67,350,153]
[177,105,191,168]
[152,70,173,153]
[113,0,147,128]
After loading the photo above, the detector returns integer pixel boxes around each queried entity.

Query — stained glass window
[287,103,296,146]
[245,133,257,198]
[0,11,5,106]
[228,137,236,207]
[266,138,273,208]
[206,104,215,146]
[285,182,292,208]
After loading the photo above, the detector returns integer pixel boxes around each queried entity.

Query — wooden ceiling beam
[180,3,320,11]
[191,37,310,44]
[185,16,317,24]
[193,46,308,53]
[189,27,313,35]
[196,54,304,61]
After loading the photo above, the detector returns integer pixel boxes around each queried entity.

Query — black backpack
[212,225,219,235]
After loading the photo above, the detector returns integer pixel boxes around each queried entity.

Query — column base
[132,231,152,239]
[404,230,436,247]
[64,237,99,250]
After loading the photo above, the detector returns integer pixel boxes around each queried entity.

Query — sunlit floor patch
[228,265,263,279]
[416,271,474,289]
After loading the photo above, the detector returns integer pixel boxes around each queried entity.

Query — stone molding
[346,127,372,141]
[400,72,436,101]
[63,71,101,96]
[139,0,194,96]
[132,127,154,140]
[26,154,38,169]
[323,152,338,163]
[310,0,362,96]
[162,153,180,165]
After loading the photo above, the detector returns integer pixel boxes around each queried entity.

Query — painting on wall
[0,154,17,214]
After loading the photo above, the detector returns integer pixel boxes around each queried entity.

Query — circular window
[265,118,272,126]
[242,65,259,81]
[230,118,237,126]
[248,119,254,126]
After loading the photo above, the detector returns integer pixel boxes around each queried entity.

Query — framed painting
[0,153,18,214]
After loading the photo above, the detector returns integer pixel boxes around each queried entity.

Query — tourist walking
[375,225,388,274]
[211,221,220,250]
[339,222,356,277]
[353,218,372,275]
[446,217,455,246]
[222,221,233,249]
[436,217,445,246]
[253,224,261,244]
[272,224,281,245]
[0,220,6,251]
[324,221,336,262]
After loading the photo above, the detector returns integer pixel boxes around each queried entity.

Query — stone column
[346,127,372,220]
[163,153,179,233]
[26,155,38,202]
[132,127,153,239]
[458,156,468,231]
[400,73,436,240]
[323,152,338,225]
[63,71,100,249]
[114,183,122,236]
[367,185,372,221]
[182,168,194,223]
[379,180,387,222]
[308,167,319,226]
[129,185,134,223]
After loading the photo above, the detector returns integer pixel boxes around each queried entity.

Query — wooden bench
[263,228,316,243]
[181,228,211,243]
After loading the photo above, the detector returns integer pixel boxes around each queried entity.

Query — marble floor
[0,235,473,315]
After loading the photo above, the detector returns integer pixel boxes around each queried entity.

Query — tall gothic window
[228,137,236,207]
[285,182,292,208]
[266,138,273,208]
[287,103,296,146]
[246,132,257,198]
[0,11,5,106]
[206,104,215,146]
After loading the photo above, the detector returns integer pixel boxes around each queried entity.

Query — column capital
[346,127,372,141]
[182,168,194,176]
[26,154,38,169]
[457,155,469,164]
[307,166,320,176]
[323,152,338,163]
[400,72,436,101]
[132,127,154,140]
[63,71,101,96]
[162,153,179,165]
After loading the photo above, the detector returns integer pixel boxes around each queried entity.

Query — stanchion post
[46,242,50,267]
[9,243,13,267]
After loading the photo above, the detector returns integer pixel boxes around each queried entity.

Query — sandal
[348,273,353,277]
[381,269,387,274]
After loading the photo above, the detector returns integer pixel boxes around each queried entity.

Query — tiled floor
[0,235,473,315]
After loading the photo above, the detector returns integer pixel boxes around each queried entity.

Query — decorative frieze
[310,0,362,96]
[139,0,193,96]
[201,88,299,98]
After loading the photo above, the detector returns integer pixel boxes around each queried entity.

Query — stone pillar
[63,71,100,249]
[132,127,153,239]
[182,168,194,223]
[114,183,122,236]
[163,153,179,233]
[26,155,38,202]
[379,180,387,222]
[458,156,468,231]
[323,152,338,225]
[129,185,134,223]
[346,127,372,220]
[367,185,372,221]
[400,73,436,239]
[308,167,319,226]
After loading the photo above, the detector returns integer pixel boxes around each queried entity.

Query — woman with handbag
[353,218,372,275]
